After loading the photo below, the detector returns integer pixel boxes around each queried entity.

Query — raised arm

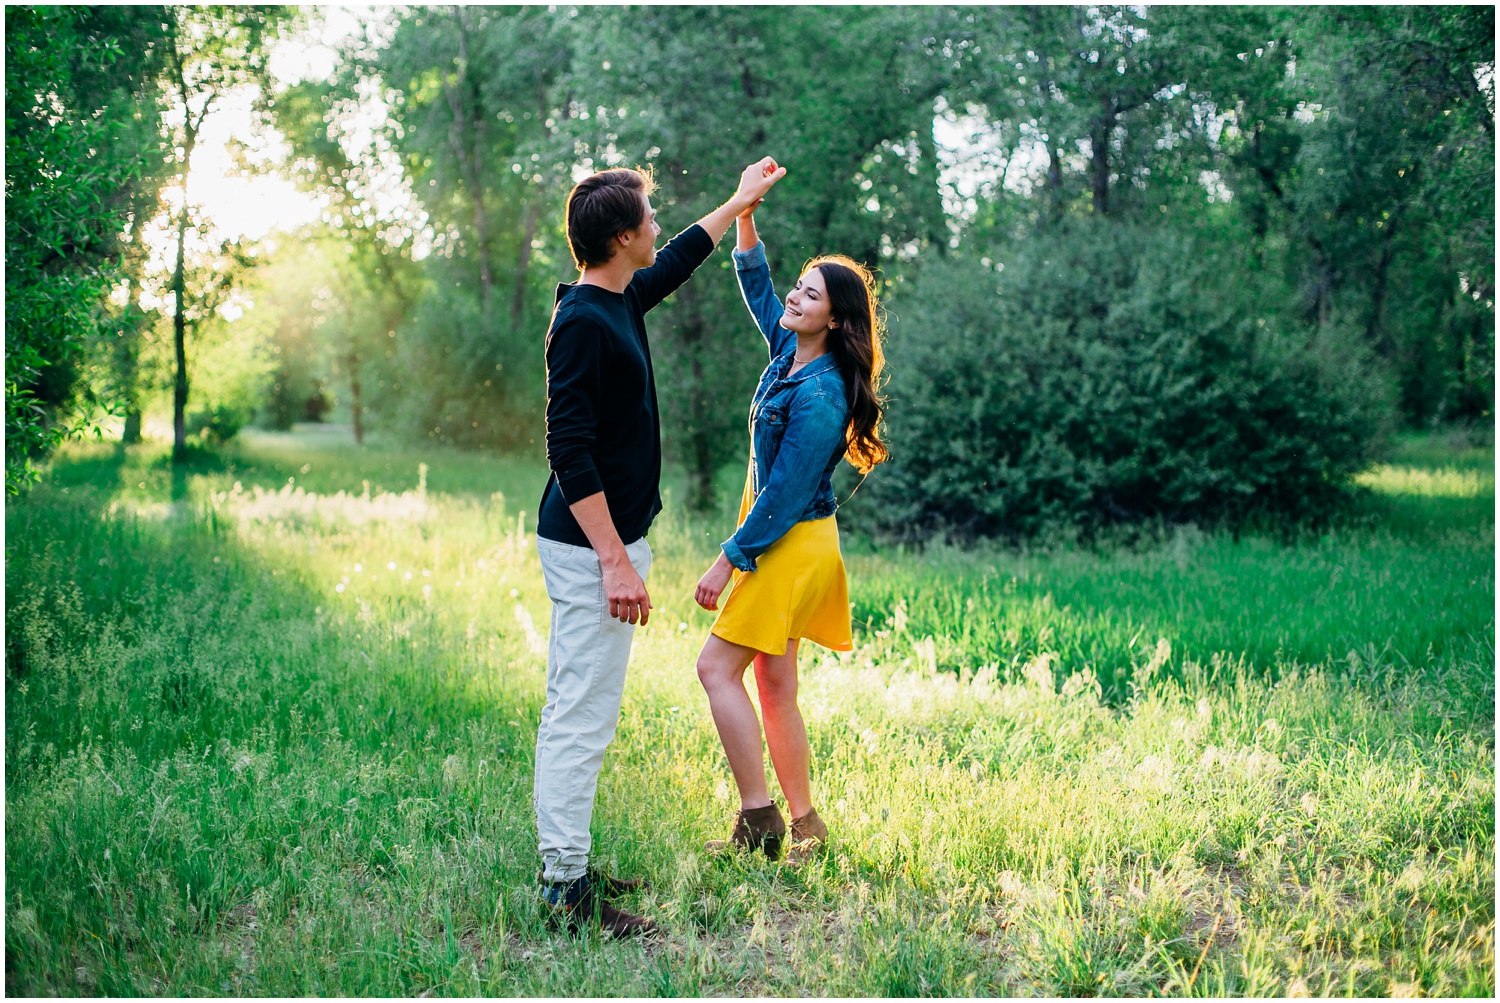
[629,157,788,313]
[694,157,787,244]
[733,238,794,356]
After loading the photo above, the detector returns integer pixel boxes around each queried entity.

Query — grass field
[5,427,1494,996]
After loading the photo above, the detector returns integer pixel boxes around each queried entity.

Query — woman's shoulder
[794,365,849,414]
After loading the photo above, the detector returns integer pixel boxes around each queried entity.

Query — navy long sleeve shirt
[536,224,715,548]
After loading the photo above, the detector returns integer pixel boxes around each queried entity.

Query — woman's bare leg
[754,639,813,819]
[696,634,771,809]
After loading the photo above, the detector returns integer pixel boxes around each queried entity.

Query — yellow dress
[710,467,853,656]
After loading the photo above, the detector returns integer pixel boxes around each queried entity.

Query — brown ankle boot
[542,875,659,939]
[786,808,828,864]
[706,803,786,859]
[536,865,647,900]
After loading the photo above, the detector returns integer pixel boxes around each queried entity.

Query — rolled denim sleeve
[733,241,795,357]
[721,392,847,572]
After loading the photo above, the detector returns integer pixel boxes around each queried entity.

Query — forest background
[7,4,1494,533]
[5,6,1496,996]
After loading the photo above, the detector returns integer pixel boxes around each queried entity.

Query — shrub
[186,403,250,444]
[858,221,1394,540]
[380,285,545,453]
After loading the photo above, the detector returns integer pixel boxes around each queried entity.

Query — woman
[693,177,888,862]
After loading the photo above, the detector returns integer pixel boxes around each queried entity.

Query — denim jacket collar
[768,347,838,387]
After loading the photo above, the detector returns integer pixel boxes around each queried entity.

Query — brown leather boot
[588,864,647,898]
[786,807,828,865]
[542,875,659,939]
[536,865,648,900]
[705,802,786,859]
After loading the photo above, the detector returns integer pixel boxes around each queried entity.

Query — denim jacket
[721,241,849,573]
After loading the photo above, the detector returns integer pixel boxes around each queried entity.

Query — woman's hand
[695,553,736,611]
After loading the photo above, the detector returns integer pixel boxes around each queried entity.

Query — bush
[186,403,250,444]
[858,221,1394,540]
[379,285,545,452]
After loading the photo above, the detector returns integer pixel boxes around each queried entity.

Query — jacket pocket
[758,404,788,427]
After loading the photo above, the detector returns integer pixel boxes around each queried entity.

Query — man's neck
[577,258,635,294]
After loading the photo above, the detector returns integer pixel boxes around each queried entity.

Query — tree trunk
[171,199,191,460]
[470,184,494,315]
[1306,234,1336,329]
[168,42,202,463]
[118,202,151,445]
[671,275,715,512]
[1091,93,1116,216]
[511,198,538,332]
[687,352,715,512]
[445,12,493,316]
[1045,142,1064,224]
[348,348,364,445]
[1030,9,1065,227]
[119,305,144,444]
[1366,215,1400,358]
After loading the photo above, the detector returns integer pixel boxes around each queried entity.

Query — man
[534,157,786,937]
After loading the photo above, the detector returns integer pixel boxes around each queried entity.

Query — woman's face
[781,266,835,336]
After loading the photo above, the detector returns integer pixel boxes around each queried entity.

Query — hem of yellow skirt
[709,624,854,656]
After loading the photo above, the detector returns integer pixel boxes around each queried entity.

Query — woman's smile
[780,268,832,332]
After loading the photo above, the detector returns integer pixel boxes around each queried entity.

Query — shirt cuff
[732,241,767,271]
[720,536,757,573]
[555,466,605,504]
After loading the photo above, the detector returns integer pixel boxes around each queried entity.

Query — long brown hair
[808,255,889,474]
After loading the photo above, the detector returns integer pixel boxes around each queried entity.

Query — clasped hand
[735,156,785,218]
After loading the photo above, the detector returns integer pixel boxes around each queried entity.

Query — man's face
[617,192,660,269]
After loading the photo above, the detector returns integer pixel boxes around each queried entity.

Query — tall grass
[5,430,1493,996]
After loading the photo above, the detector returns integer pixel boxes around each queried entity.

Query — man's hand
[733,157,786,215]
[694,553,736,612]
[603,553,652,625]
[696,157,787,243]
[565,490,650,625]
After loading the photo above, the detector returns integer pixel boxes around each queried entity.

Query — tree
[363,5,576,450]
[4,6,171,491]
[572,5,958,507]
[1279,6,1494,421]
[273,68,425,444]
[158,5,284,461]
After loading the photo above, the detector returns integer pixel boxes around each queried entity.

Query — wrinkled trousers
[533,534,652,882]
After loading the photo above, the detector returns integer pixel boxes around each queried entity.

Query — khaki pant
[533,534,652,882]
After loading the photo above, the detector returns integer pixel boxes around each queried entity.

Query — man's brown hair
[564,167,658,269]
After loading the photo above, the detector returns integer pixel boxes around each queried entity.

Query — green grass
[6,428,1494,995]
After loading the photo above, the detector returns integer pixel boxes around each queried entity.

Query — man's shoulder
[548,295,613,345]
